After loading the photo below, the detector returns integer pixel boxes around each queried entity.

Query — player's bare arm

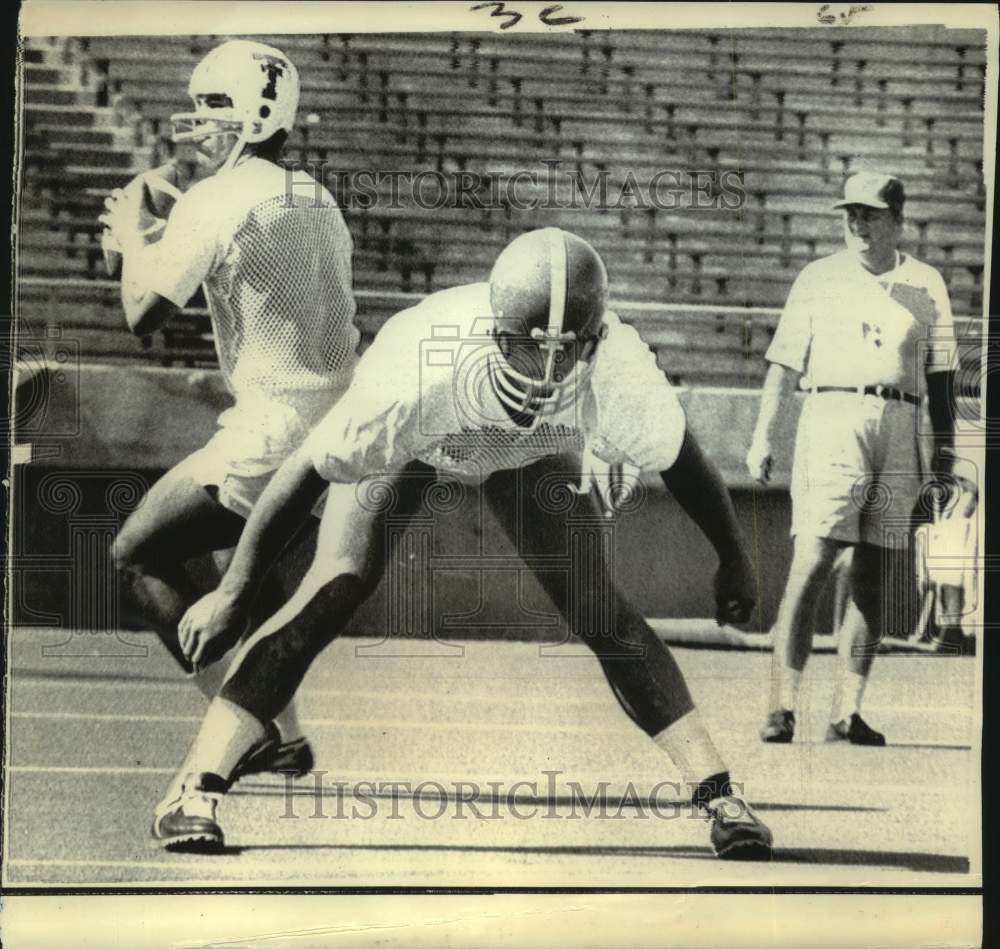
[179,445,328,667]
[747,362,801,483]
[121,263,178,336]
[100,182,180,335]
[659,427,755,625]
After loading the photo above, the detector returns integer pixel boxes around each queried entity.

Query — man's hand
[714,553,756,626]
[99,178,165,250]
[99,186,143,242]
[178,590,250,672]
[746,437,774,484]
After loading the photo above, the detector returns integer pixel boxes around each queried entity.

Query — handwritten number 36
[470,2,584,29]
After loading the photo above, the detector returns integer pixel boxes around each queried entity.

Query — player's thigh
[228,463,437,663]
[485,456,656,660]
[113,454,246,567]
[483,454,602,601]
[300,461,437,594]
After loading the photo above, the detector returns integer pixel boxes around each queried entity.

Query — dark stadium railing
[16,275,985,395]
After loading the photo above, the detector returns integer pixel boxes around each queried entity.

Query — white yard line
[11,765,175,775]
[11,678,613,709]
[4,858,317,874]
[9,680,976,718]
[10,710,624,735]
[7,764,967,799]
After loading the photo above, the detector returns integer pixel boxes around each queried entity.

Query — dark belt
[812,385,920,406]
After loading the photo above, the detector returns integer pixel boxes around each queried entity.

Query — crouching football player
[154,228,774,860]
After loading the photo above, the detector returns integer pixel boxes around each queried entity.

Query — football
[141,162,186,220]
[102,162,188,278]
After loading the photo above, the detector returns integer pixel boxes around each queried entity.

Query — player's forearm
[219,448,329,601]
[752,362,800,444]
[660,428,748,564]
[121,244,177,335]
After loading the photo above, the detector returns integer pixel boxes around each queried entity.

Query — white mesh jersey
[147,157,359,395]
[306,283,687,484]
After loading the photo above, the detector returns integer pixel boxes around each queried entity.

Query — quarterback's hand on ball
[99,177,165,248]
[746,438,774,485]
[179,590,249,672]
[98,186,145,242]
[714,554,755,627]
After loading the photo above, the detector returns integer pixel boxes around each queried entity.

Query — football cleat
[760,708,795,743]
[151,772,227,853]
[826,713,886,746]
[704,793,774,861]
[231,721,315,782]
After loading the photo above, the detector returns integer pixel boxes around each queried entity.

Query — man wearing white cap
[747,171,958,744]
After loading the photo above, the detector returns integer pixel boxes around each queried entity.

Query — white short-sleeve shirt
[305,283,687,484]
[766,249,957,393]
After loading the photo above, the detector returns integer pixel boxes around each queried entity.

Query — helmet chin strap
[221,128,251,171]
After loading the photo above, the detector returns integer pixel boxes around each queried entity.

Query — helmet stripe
[546,227,568,336]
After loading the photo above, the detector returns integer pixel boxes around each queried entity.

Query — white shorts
[790,391,926,549]
[186,387,343,519]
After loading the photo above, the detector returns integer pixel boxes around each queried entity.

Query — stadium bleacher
[17,30,987,388]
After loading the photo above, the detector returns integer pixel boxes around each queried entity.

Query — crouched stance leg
[152,464,435,850]
[483,456,772,859]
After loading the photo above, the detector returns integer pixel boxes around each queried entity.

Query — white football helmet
[170,40,300,170]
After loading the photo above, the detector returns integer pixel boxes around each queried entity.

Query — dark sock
[185,771,231,794]
[691,770,733,809]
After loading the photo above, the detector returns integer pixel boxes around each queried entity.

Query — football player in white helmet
[170,38,301,174]
[100,40,360,784]
[152,228,773,862]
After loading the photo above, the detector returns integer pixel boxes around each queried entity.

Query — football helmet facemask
[488,227,609,421]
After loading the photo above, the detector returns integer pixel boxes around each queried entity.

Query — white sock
[185,697,266,782]
[779,667,802,713]
[159,752,196,809]
[159,698,266,810]
[836,671,868,723]
[652,711,728,789]
[274,700,304,742]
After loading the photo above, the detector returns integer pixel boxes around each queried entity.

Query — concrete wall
[12,363,962,637]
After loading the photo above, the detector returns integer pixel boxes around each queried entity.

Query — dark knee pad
[577,592,696,736]
[219,574,371,723]
[599,651,697,736]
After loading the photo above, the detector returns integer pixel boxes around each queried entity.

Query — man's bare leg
[826,542,888,745]
[762,535,844,740]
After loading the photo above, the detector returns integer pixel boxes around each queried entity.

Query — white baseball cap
[833,171,905,214]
